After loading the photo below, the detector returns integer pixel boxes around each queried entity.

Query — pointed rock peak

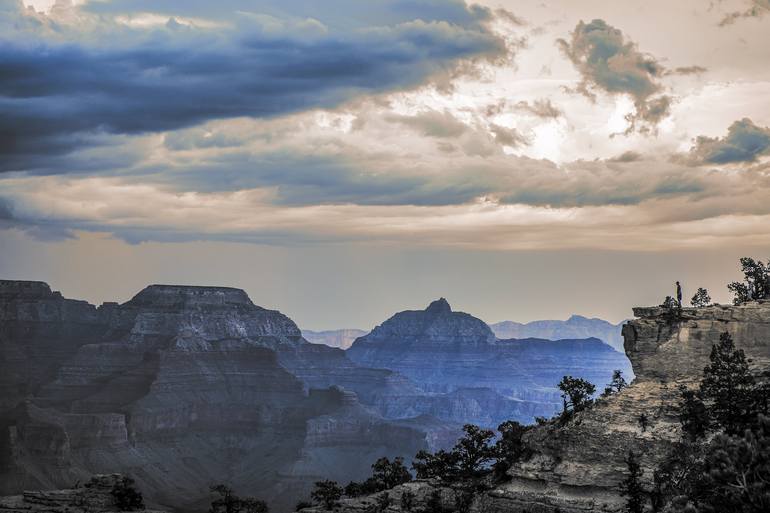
[425,297,452,315]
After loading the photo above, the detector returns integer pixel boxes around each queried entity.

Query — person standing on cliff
[676,281,683,307]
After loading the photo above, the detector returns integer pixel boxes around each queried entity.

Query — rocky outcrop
[302,329,368,349]
[490,315,626,353]
[0,282,431,512]
[322,302,770,513]
[480,302,770,513]
[0,474,169,513]
[347,299,631,425]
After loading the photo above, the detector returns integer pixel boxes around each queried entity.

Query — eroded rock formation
[318,301,770,513]
[0,281,430,512]
[347,299,631,426]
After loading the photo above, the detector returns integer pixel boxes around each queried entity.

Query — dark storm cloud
[557,19,672,133]
[0,0,506,173]
[686,118,770,165]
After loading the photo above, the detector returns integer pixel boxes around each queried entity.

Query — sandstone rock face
[302,329,368,349]
[0,474,169,513]
[347,299,631,426]
[490,315,626,353]
[480,301,770,513]
[0,282,431,512]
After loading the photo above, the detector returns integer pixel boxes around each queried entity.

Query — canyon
[0,281,633,512]
[310,301,770,513]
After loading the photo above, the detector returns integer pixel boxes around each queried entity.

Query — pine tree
[690,287,711,307]
[619,451,646,513]
[699,332,757,434]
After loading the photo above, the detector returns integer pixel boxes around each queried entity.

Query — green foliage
[371,457,411,489]
[727,257,769,304]
[690,288,712,307]
[110,477,145,512]
[699,332,758,434]
[294,502,312,512]
[558,375,596,417]
[602,370,628,397]
[311,480,343,510]
[492,420,531,481]
[619,451,647,513]
[651,332,770,512]
[678,388,710,440]
[453,425,496,478]
[209,485,267,513]
[400,489,415,512]
[693,415,770,513]
[346,457,412,497]
[412,449,460,480]
[413,424,496,481]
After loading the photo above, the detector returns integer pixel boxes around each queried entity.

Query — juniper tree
[558,376,596,417]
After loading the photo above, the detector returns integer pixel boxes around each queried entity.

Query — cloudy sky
[1,0,769,329]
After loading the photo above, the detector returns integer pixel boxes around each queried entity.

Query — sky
[1,0,769,329]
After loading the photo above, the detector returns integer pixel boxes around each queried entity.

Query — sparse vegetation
[209,485,268,513]
[728,257,770,304]
[311,480,343,510]
[619,451,646,513]
[345,457,412,497]
[645,332,770,512]
[602,369,628,397]
[690,287,711,307]
[413,424,496,481]
[558,375,596,419]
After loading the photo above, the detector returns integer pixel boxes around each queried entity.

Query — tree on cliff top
[691,288,712,308]
[728,257,770,304]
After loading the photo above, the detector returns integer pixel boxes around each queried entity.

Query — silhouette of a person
[676,281,683,306]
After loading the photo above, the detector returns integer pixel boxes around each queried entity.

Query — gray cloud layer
[685,118,770,165]
[557,19,672,133]
[0,0,506,173]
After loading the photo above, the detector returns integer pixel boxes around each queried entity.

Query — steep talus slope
[0,282,431,512]
[478,302,770,513]
[347,299,630,426]
[490,315,625,353]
